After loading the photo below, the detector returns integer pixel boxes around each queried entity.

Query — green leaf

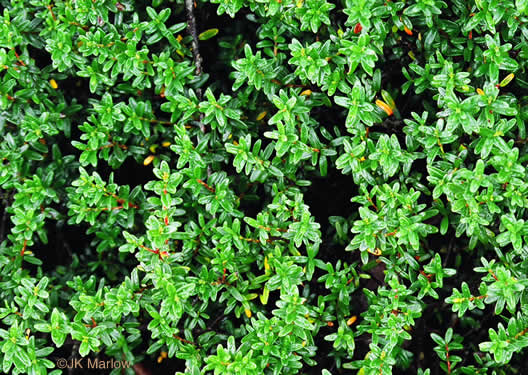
[199,29,219,41]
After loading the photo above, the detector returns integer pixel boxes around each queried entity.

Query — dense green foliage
[1,0,528,374]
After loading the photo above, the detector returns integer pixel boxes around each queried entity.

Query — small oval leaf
[198,28,219,41]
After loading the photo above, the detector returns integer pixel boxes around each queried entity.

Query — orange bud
[143,155,155,166]
[367,247,382,256]
[404,26,413,35]
[347,316,357,326]
[375,99,393,116]
[476,88,485,96]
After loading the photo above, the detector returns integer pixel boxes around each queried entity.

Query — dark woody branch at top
[184,0,205,133]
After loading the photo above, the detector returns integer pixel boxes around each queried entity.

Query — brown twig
[47,4,57,21]
[184,0,204,131]
[184,0,212,178]
[172,334,195,346]
[196,179,215,193]
[184,0,202,78]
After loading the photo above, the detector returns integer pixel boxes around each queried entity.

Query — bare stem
[184,0,212,178]
[185,0,204,131]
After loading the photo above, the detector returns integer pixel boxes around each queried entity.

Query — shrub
[1,0,528,374]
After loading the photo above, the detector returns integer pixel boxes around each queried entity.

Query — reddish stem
[445,343,451,374]
[196,179,215,193]
[20,239,27,257]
